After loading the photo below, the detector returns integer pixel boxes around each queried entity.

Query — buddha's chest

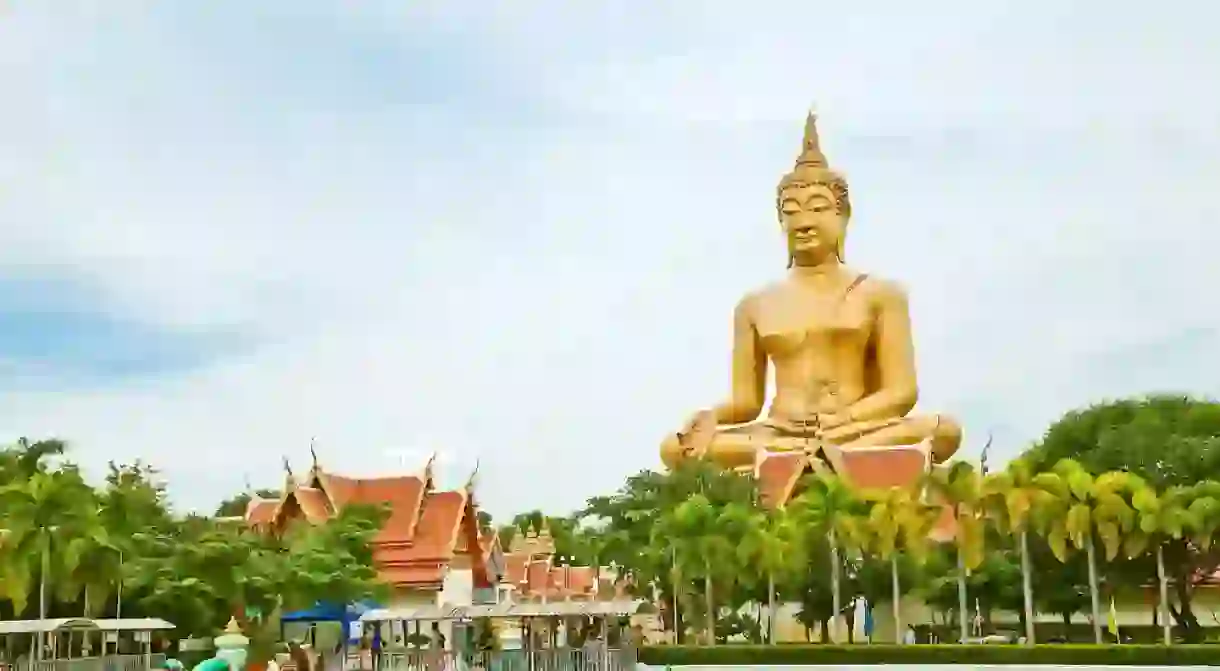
[754,290,875,355]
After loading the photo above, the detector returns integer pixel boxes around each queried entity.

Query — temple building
[496,523,627,603]
[243,453,500,607]
[757,447,933,509]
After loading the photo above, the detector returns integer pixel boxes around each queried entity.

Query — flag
[863,602,875,638]
[1107,596,1120,639]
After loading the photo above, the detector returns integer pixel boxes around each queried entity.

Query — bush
[638,644,1220,666]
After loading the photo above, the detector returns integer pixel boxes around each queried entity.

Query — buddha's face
[780,183,845,265]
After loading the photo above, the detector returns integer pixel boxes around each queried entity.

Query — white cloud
[1,0,1218,517]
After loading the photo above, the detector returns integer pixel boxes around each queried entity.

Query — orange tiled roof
[758,446,932,508]
[379,565,446,586]
[526,559,551,593]
[561,566,596,594]
[758,453,806,508]
[839,447,929,490]
[249,459,486,590]
[376,489,467,565]
[246,498,279,526]
[293,487,332,523]
[478,528,499,557]
[320,473,427,544]
[926,489,959,543]
[504,554,528,586]
[757,446,957,543]
[499,552,604,601]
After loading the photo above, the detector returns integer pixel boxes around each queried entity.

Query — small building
[243,452,498,647]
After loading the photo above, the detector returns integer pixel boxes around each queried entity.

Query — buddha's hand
[677,409,717,443]
[816,411,853,431]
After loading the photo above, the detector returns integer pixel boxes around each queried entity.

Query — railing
[379,647,637,671]
[23,654,166,671]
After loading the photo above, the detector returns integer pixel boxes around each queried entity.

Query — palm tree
[926,462,986,643]
[733,504,800,643]
[1148,480,1220,643]
[982,458,1051,645]
[1033,459,1135,644]
[0,437,67,485]
[655,493,735,645]
[789,472,862,643]
[1122,481,1193,645]
[858,486,938,644]
[0,468,106,658]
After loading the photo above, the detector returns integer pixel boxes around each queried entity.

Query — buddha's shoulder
[855,273,909,302]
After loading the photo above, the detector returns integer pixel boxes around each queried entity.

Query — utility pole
[116,549,123,618]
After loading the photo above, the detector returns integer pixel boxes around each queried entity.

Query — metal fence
[379,647,637,671]
[18,654,166,671]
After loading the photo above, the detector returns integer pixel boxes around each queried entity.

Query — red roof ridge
[248,453,494,590]
[441,488,470,557]
[325,473,422,483]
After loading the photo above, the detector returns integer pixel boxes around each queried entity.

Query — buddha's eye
[805,198,833,213]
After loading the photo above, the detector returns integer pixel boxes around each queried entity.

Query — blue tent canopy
[281,601,380,645]
[282,601,378,622]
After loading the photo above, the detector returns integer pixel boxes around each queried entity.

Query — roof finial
[423,452,437,490]
[282,457,296,491]
[980,432,994,476]
[465,458,480,492]
[309,437,319,470]
[795,108,828,169]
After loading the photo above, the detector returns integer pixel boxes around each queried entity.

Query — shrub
[638,644,1220,666]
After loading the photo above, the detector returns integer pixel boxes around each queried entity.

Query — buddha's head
[777,111,852,267]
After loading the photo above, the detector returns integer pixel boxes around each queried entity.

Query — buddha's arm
[711,295,767,425]
[843,282,918,422]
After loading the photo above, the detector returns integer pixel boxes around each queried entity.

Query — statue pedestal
[756,443,956,541]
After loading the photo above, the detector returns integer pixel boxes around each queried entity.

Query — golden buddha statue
[661,111,962,474]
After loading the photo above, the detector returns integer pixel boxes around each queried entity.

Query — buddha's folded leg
[661,422,807,470]
[828,414,962,463]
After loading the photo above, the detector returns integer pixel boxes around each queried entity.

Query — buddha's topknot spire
[777,107,851,220]
[795,109,828,169]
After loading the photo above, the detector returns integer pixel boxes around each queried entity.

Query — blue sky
[2,0,1218,516]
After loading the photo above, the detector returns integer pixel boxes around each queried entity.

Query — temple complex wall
[385,588,437,609]
[439,568,474,607]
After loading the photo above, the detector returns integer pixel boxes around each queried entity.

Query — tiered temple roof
[244,454,493,590]
[756,446,932,507]
[495,524,627,602]
[757,446,956,541]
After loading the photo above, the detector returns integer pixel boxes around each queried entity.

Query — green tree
[734,505,800,643]
[70,462,172,618]
[214,489,281,518]
[1033,459,1136,644]
[790,532,856,643]
[983,458,1052,644]
[0,466,108,658]
[789,472,862,643]
[126,503,389,657]
[1026,395,1220,489]
[857,486,938,644]
[1121,481,1195,644]
[1025,395,1220,640]
[927,462,985,643]
[0,437,68,485]
[655,492,739,645]
[579,459,757,642]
